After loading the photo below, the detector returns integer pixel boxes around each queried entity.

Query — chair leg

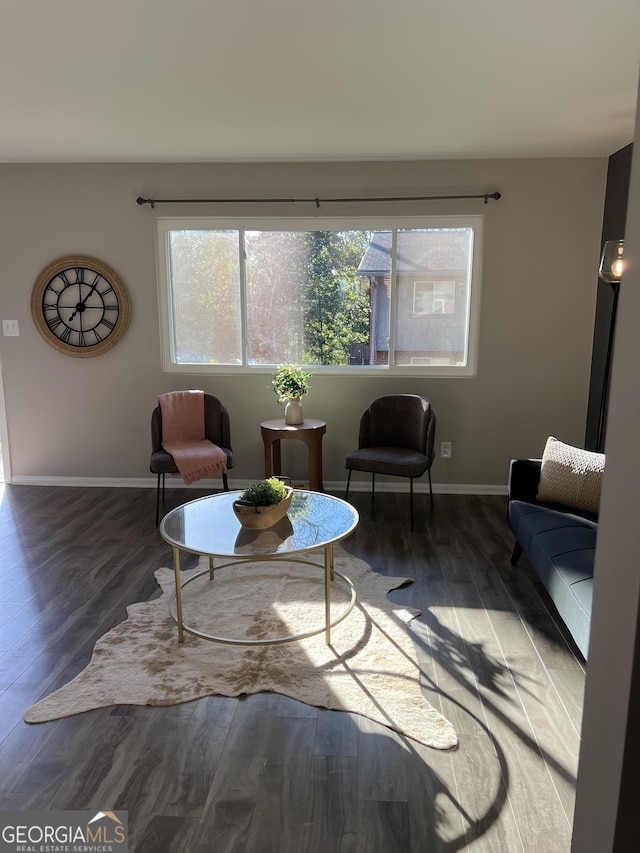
[410,478,414,531]
[155,473,163,526]
[371,473,375,502]
[428,468,434,511]
[222,472,229,491]
[345,469,352,500]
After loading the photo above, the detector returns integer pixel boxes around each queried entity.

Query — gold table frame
[160,491,359,646]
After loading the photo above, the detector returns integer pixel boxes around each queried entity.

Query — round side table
[260,418,327,492]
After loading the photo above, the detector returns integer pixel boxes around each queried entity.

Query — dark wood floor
[0,484,585,852]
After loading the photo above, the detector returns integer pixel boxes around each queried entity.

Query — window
[157,215,482,376]
[413,281,456,315]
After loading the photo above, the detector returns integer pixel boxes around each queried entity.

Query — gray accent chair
[150,393,233,524]
[344,394,436,530]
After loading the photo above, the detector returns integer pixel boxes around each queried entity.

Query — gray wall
[572,87,640,852]
[0,158,606,490]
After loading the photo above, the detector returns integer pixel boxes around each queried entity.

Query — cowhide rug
[24,550,458,750]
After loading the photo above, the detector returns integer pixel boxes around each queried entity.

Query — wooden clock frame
[31,255,131,358]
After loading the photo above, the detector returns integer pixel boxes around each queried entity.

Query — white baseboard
[8,474,507,496]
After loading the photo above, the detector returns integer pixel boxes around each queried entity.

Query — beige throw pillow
[536,436,604,514]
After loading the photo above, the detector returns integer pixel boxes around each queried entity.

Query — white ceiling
[1,0,639,163]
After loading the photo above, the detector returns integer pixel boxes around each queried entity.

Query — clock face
[31,255,131,357]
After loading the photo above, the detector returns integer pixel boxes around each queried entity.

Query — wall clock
[31,255,131,358]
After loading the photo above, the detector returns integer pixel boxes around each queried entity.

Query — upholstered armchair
[150,393,233,524]
[344,394,435,530]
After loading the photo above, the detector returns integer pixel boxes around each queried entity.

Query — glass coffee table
[160,490,359,645]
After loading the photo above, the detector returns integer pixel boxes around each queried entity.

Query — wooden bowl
[233,486,294,529]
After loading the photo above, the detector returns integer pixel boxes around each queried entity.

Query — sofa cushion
[508,501,598,544]
[544,575,593,660]
[571,577,594,613]
[529,531,597,590]
[536,436,604,515]
[508,499,596,659]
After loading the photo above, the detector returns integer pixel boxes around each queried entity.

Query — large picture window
[157,215,483,375]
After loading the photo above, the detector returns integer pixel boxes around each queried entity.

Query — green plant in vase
[233,477,294,529]
[239,477,288,506]
[271,365,312,425]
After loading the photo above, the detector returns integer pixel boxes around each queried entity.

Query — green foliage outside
[169,227,372,367]
[170,230,241,364]
[302,230,371,365]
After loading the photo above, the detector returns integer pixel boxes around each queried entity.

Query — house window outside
[157,215,482,376]
[413,280,456,315]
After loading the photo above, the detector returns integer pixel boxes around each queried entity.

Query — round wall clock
[31,255,131,358]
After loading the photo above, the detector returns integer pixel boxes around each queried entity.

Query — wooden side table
[260,418,327,492]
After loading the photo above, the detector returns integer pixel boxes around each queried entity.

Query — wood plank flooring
[0,484,585,852]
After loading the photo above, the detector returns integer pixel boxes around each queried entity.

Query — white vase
[284,397,304,425]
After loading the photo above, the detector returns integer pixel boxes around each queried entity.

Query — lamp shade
[599,240,625,283]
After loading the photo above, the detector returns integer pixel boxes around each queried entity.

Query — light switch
[2,320,19,336]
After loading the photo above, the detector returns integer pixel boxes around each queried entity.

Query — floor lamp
[596,239,625,452]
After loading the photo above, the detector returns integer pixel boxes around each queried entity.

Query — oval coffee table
[160,490,359,646]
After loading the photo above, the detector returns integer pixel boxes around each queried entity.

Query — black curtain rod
[136,191,501,209]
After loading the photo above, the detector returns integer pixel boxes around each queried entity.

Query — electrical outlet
[2,319,19,336]
[441,441,452,458]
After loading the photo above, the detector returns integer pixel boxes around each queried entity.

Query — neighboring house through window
[356,228,475,368]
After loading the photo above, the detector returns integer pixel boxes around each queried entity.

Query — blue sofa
[507,458,598,660]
